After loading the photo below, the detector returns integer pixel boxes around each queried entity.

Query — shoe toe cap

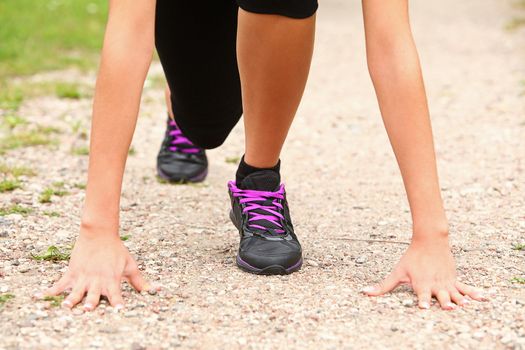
[157,155,207,180]
[239,238,302,271]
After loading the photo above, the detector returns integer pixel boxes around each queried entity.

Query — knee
[175,108,243,150]
[180,124,230,150]
[237,0,318,19]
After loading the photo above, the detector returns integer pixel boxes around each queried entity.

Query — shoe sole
[229,210,303,275]
[156,166,208,184]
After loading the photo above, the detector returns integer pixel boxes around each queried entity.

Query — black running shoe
[156,117,208,183]
[228,170,303,275]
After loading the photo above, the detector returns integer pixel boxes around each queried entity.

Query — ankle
[236,155,280,185]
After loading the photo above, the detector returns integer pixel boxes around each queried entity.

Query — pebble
[307,259,319,267]
[402,299,414,307]
[355,256,367,264]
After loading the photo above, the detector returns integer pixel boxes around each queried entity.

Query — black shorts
[155,0,318,149]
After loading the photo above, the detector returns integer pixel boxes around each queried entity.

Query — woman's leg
[237,10,316,168]
[228,2,317,275]
[156,0,317,274]
[155,84,208,183]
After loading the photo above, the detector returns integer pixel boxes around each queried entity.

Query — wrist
[80,208,120,238]
[412,218,449,243]
[412,222,449,244]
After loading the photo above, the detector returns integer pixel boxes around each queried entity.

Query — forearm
[363,1,447,238]
[82,4,154,232]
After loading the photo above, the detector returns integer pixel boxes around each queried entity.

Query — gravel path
[1,0,524,349]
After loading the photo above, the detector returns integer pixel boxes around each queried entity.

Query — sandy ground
[1,0,524,349]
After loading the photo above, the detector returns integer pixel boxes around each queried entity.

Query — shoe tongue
[240,170,280,191]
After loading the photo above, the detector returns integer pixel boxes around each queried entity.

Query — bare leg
[237,10,315,168]
[165,85,174,120]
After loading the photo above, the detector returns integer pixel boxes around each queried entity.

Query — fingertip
[443,302,457,311]
[61,300,73,309]
[473,293,488,302]
[361,286,379,296]
[418,301,430,309]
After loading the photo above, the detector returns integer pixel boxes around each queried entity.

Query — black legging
[155,0,318,149]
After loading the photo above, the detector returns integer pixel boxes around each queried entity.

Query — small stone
[402,299,414,307]
[147,288,157,296]
[355,256,366,264]
[307,260,319,267]
[473,331,485,340]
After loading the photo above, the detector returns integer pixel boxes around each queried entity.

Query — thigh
[155,0,242,149]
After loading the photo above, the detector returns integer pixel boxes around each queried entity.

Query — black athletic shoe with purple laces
[228,170,303,275]
[156,117,208,183]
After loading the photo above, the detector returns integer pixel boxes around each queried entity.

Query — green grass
[225,156,241,165]
[0,163,36,177]
[74,182,86,190]
[0,204,32,216]
[0,0,108,80]
[507,0,525,30]
[37,125,62,135]
[513,243,525,251]
[71,146,89,156]
[0,131,57,154]
[2,115,28,129]
[39,186,69,204]
[0,81,91,111]
[0,179,21,193]
[511,277,525,284]
[120,235,131,241]
[0,293,15,306]
[0,87,24,110]
[43,210,61,217]
[31,245,71,262]
[43,295,64,307]
[506,17,525,30]
[55,83,83,99]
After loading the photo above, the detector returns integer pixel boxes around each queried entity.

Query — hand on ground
[362,237,487,310]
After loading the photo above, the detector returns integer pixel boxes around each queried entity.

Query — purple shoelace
[168,120,200,154]
[228,181,286,234]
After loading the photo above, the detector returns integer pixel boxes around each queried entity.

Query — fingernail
[446,302,456,310]
[419,302,430,309]
[61,300,72,308]
[361,286,376,294]
[33,292,44,300]
[83,303,93,311]
[462,299,470,305]
[114,304,124,313]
